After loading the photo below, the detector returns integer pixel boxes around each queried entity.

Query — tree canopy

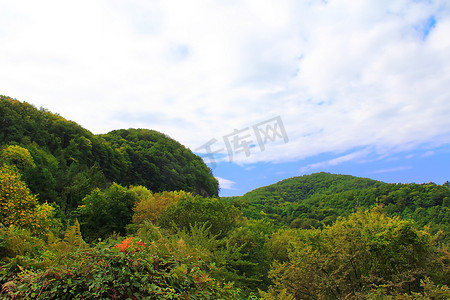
[102,128,218,197]
[229,172,450,243]
[0,95,218,214]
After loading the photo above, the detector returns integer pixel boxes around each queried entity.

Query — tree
[158,195,240,238]
[0,144,36,171]
[132,189,190,224]
[266,208,448,299]
[225,219,276,291]
[0,165,36,229]
[76,183,138,241]
[0,165,61,236]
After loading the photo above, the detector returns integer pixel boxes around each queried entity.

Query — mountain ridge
[227,172,449,242]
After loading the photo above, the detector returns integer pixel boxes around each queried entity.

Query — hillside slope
[0,95,218,212]
[102,129,218,197]
[231,172,450,241]
[239,172,383,204]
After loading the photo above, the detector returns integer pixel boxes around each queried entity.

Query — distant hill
[0,95,218,213]
[239,172,383,204]
[229,172,450,242]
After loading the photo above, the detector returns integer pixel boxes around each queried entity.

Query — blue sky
[1,0,450,197]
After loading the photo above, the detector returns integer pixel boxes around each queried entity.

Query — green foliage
[266,208,448,299]
[132,189,191,225]
[353,277,450,299]
[259,287,295,300]
[75,183,138,241]
[239,172,381,205]
[31,202,62,238]
[159,194,240,238]
[135,220,258,297]
[62,219,87,249]
[226,219,276,291]
[230,173,450,243]
[0,224,45,259]
[265,227,301,263]
[102,128,219,197]
[0,96,217,217]
[0,96,126,211]
[0,165,37,228]
[0,165,61,237]
[0,145,35,171]
[1,224,241,299]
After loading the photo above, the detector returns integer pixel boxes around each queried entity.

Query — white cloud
[299,148,371,173]
[422,151,435,157]
[372,166,413,174]
[1,0,450,167]
[216,177,236,191]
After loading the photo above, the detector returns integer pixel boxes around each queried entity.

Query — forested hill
[101,129,217,197]
[0,95,218,213]
[239,172,384,203]
[230,172,450,241]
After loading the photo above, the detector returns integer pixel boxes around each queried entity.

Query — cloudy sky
[1,0,450,196]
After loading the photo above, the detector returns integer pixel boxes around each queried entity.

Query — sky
[1,0,450,196]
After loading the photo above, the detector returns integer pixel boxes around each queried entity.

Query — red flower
[115,237,134,252]
[114,237,146,252]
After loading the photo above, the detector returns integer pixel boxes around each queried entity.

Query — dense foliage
[75,183,138,241]
[0,165,61,237]
[231,172,450,243]
[1,97,449,299]
[265,208,449,299]
[0,222,239,299]
[0,95,218,214]
[102,129,218,197]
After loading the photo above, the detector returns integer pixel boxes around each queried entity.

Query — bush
[266,207,448,299]
[158,195,240,238]
[1,227,241,299]
[0,165,61,237]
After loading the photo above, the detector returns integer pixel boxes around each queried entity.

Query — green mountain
[239,172,383,203]
[231,172,450,241]
[101,129,218,197]
[0,95,218,213]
